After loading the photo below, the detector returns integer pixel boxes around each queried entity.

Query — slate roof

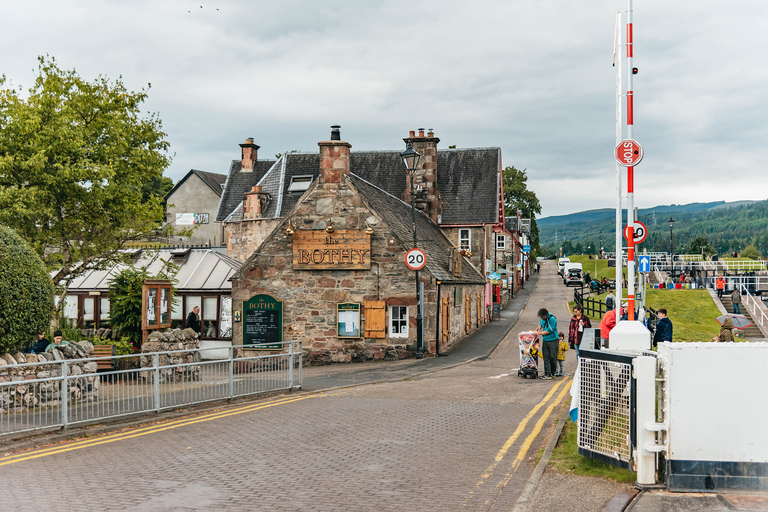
[348,174,486,284]
[217,147,501,227]
[215,159,275,222]
[166,169,228,200]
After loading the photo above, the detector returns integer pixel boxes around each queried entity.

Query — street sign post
[623,221,648,244]
[523,245,530,252]
[615,139,644,167]
[404,248,427,271]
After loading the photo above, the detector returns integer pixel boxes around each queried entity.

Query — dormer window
[287,175,313,193]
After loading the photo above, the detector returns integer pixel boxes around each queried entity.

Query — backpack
[605,295,615,309]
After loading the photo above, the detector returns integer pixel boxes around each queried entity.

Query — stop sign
[615,139,644,167]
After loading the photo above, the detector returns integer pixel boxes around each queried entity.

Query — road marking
[488,374,511,379]
[495,378,572,490]
[0,393,331,467]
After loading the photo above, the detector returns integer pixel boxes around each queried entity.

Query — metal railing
[577,349,636,470]
[739,284,768,333]
[709,276,768,294]
[0,342,302,437]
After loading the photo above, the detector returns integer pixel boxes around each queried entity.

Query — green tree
[0,57,171,310]
[502,166,543,255]
[0,226,55,353]
[687,236,712,256]
[741,244,759,260]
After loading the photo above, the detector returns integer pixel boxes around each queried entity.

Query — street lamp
[668,217,675,258]
[401,141,424,358]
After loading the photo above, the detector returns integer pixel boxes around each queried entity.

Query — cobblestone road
[1,263,575,511]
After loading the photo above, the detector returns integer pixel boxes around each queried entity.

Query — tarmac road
[1,263,596,511]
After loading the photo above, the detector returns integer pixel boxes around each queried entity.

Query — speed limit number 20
[405,248,427,270]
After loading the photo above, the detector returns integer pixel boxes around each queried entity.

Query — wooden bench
[92,344,116,372]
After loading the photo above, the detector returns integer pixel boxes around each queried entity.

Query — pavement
[3,263,768,511]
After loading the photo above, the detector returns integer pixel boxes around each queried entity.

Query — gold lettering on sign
[292,230,372,270]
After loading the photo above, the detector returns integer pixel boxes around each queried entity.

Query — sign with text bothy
[292,230,371,270]
[243,294,283,349]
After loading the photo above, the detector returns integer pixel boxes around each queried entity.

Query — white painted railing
[740,284,768,334]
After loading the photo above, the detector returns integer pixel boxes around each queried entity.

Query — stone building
[230,128,487,362]
[165,169,228,245]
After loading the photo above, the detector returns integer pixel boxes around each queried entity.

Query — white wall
[660,342,768,463]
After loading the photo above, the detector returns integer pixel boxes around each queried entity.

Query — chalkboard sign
[492,302,501,321]
[243,294,283,349]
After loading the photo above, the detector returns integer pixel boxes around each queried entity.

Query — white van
[557,257,571,275]
[563,262,583,275]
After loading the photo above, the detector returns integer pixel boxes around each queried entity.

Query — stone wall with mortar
[226,217,282,263]
[232,177,485,364]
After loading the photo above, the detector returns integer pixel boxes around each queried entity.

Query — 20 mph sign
[615,139,644,167]
[405,248,427,270]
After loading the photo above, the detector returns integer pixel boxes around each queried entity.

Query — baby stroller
[517,330,539,379]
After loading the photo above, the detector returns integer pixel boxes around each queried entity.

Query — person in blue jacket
[534,308,559,379]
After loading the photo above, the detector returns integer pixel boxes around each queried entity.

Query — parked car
[564,269,583,286]
[557,257,571,275]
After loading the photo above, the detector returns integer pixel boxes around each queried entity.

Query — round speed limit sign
[405,248,427,270]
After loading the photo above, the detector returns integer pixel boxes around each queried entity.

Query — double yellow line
[472,377,571,495]
[0,393,321,467]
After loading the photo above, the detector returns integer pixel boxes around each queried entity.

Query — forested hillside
[540,200,768,257]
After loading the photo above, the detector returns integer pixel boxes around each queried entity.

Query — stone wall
[140,328,201,383]
[226,217,281,263]
[0,341,99,412]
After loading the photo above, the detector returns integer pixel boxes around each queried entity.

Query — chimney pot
[330,125,341,141]
[418,128,425,137]
[427,129,434,137]
[409,130,416,137]
[252,186,261,192]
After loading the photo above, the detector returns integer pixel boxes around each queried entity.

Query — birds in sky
[188,6,220,13]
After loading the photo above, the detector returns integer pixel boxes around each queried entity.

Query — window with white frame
[287,175,313,193]
[496,234,505,250]
[459,229,471,251]
[389,305,409,338]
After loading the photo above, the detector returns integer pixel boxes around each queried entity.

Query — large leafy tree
[0,57,171,310]
[502,166,543,255]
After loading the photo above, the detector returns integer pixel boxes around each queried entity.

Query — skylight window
[287,175,313,193]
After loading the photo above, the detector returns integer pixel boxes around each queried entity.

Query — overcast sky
[3,0,767,217]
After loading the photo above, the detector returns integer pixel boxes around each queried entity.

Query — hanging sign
[615,139,644,167]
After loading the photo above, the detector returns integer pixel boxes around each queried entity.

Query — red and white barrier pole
[626,0,636,320]
[614,10,623,320]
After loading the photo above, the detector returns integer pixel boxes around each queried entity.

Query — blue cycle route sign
[523,245,530,252]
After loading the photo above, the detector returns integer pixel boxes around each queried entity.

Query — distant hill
[540,200,768,256]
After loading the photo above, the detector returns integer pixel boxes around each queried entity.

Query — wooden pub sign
[243,294,283,350]
[292,230,371,270]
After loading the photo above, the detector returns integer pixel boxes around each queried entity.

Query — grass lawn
[565,255,619,282]
[548,411,636,483]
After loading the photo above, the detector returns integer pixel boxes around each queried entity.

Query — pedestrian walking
[187,305,201,335]
[556,332,568,377]
[568,305,592,359]
[731,288,742,314]
[716,275,726,299]
[653,308,673,347]
[605,290,615,311]
[533,308,558,380]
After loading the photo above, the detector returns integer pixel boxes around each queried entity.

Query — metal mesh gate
[577,349,636,469]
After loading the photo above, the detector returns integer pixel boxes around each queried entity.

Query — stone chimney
[239,138,260,172]
[243,185,271,220]
[318,125,351,185]
[402,128,441,223]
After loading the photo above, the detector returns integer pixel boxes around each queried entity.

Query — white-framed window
[389,306,409,338]
[459,229,471,251]
[287,175,313,193]
[496,234,505,250]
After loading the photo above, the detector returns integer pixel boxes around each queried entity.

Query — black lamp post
[668,217,675,257]
[401,141,424,358]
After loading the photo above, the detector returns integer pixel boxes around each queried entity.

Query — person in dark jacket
[24,333,50,354]
[653,308,673,347]
[186,306,201,334]
[568,305,592,359]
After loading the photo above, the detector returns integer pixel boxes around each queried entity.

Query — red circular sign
[623,221,648,244]
[615,139,644,167]
[405,248,427,270]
